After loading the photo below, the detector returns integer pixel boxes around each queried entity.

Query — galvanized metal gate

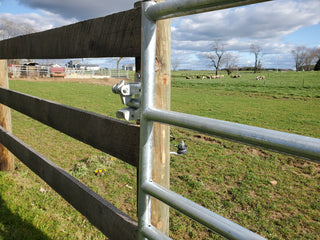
[138,1,320,239]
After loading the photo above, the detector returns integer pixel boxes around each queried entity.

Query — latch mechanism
[112,80,141,121]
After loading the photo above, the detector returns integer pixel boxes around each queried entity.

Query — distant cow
[256,75,265,80]
[231,74,241,78]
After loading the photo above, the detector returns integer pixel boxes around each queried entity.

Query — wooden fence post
[152,0,171,234]
[0,60,14,171]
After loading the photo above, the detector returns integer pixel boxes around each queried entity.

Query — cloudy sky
[0,0,320,70]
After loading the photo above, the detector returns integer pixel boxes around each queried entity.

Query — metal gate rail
[138,0,320,240]
[145,108,320,163]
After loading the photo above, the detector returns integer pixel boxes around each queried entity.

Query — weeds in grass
[69,155,114,178]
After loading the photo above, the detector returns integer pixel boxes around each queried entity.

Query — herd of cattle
[186,74,225,79]
[185,74,266,80]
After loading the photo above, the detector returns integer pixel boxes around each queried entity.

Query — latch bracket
[112,80,141,121]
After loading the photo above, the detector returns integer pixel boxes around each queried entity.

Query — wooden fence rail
[0,8,141,59]
[0,87,140,167]
[0,4,142,239]
[0,126,138,240]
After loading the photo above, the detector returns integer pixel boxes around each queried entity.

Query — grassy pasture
[172,70,320,98]
[0,71,319,239]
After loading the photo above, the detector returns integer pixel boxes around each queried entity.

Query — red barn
[50,64,66,78]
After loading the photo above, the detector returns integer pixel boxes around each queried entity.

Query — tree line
[291,46,320,71]
[203,39,320,74]
[204,40,264,75]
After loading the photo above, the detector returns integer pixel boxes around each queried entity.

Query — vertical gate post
[152,0,171,234]
[0,60,14,171]
[139,1,157,239]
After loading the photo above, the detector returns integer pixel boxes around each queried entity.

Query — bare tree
[1,19,36,64]
[292,46,320,71]
[0,19,35,40]
[171,57,180,71]
[304,48,317,71]
[291,46,308,71]
[0,20,16,40]
[206,40,225,75]
[224,52,238,75]
[250,44,262,73]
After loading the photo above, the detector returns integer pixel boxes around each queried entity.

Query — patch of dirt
[241,146,268,157]
[11,77,128,86]
[192,134,223,145]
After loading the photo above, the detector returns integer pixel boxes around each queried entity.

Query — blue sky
[0,0,40,15]
[283,25,320,46]
[1,0,320,70]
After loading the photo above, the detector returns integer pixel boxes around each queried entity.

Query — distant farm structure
[8,63,65,78]
[8,62,130,79]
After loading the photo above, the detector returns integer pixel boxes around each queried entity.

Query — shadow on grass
[0,196,51,240]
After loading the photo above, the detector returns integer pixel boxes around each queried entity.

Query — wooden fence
[0,5,142,240]
[2,1,320,239]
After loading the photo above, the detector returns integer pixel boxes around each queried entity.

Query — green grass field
[0,70,319,239]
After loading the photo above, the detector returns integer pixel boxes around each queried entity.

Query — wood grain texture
[0,126,138,239]
[151,6,171,234]
[0,60,14,171]
[0,87,140,167]
[0,8,141,59]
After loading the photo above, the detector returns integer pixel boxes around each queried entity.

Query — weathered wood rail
[0,126,138,239]
[0,8,141,59]
[0,87,140,167]
[0,5,142,240]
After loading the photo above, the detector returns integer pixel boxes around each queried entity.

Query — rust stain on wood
[162,74,167,85]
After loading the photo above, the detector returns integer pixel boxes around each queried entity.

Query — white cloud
[17,0,134,20]
[170,0,320,69]
[173,0,320,46]
[1,0,319,69]
[0,11,76,32]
